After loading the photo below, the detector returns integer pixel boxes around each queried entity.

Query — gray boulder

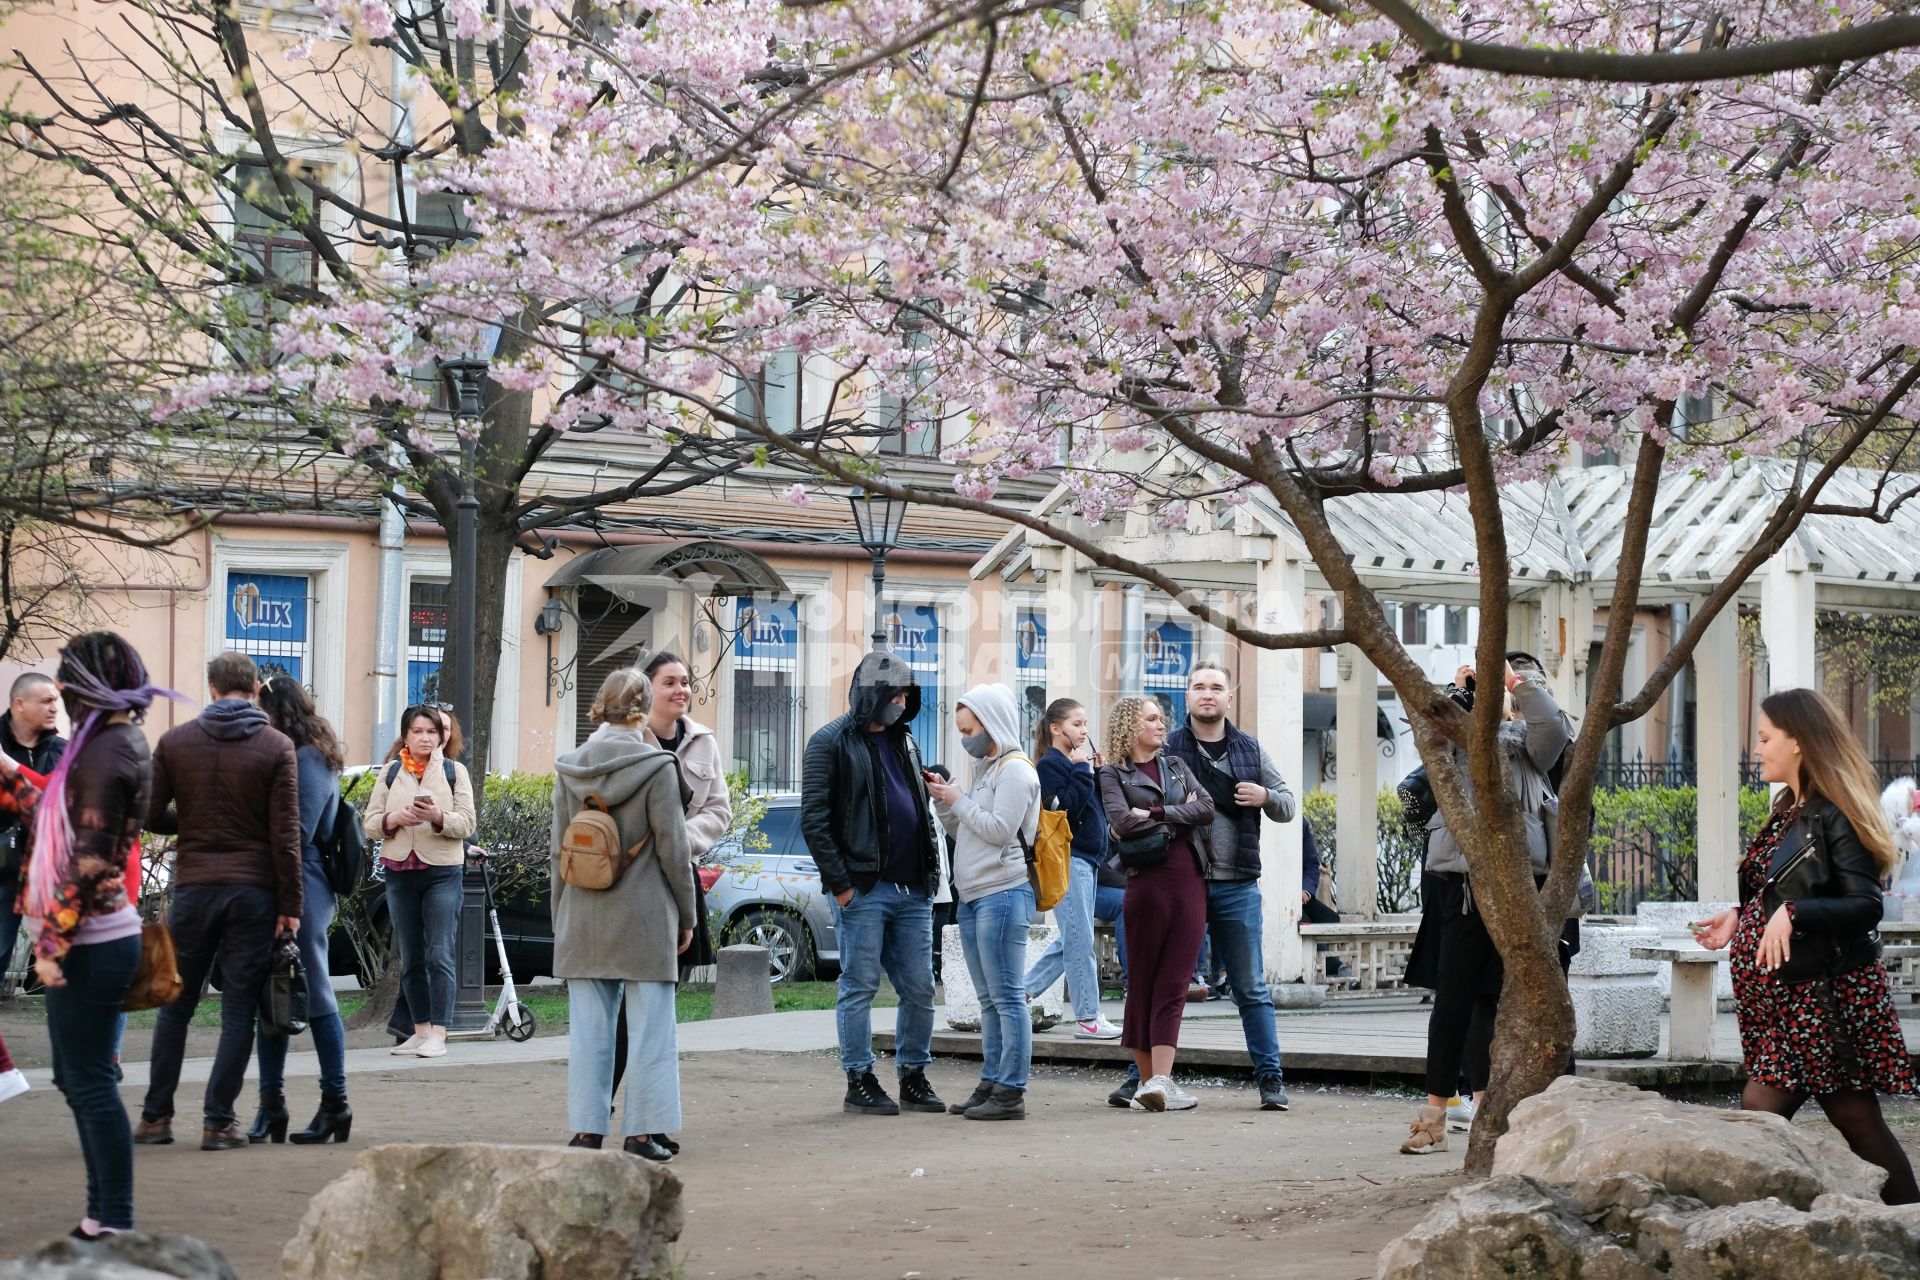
[1493,1076,1885,1208]
[1378,1174,1920,1279]
[281,1142,683,1280]
[0,1233,237,1280]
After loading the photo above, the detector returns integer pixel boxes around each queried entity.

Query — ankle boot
[247,1089,289,1144]
[963,1084,1026,1121]
[1399,1104,1449,1155]
[288,1092,353,1145]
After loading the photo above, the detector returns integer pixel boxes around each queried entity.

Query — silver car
[704,796,840,982]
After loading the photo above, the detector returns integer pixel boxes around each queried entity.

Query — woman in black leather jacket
[1693,687,1917,1204]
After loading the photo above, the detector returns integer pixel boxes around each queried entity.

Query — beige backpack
[559,794,652,890]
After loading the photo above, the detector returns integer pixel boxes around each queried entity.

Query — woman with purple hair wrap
[0,631,168,1239]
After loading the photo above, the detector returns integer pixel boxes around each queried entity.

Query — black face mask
[874,701,906,728]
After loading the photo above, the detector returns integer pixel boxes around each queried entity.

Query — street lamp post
[440,325,501,759]
[847,488,908,650]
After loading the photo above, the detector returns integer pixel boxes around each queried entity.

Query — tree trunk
[1467,925,1577,1171]
[344,958,404,1032]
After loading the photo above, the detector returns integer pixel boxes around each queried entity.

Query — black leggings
[1742,1081,1920,1204]
[1423,877,1577,1098]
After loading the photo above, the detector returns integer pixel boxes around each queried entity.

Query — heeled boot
[246,1089,289,1144]
[288,1091,353,1145]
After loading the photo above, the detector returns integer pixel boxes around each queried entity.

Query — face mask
[961,730,994,758]
[875,701,906,728]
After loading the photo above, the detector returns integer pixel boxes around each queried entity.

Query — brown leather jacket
[146,700,302,917]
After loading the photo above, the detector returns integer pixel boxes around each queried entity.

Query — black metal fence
[1594,753,1920,791]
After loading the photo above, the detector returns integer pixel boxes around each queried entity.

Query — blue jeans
[1022,858,1101,1019]
[386,864,462,1027]
[568,978,679,1136]
[1097,884,1128,984]
[831,883,935,1077]
[48,935,140,1229]
[1206,879,1283,1081]
[958,883,1035,1091]
[257,857,347,1095]
[144,883,277,1126]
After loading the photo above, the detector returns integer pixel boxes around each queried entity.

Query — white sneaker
[1164,1081,1199,1111]
[414,1033,448,1058]
[1133,1075,1170,1112]
[1074,1017,1123,1041]
[0,1068,28,1104]
[1447,1095,1477,1131]
[391,1034,425,1056]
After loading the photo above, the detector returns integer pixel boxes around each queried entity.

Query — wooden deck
[877,995,1920,1090]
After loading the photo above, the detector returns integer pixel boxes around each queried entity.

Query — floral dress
[1731,806,1916,1096]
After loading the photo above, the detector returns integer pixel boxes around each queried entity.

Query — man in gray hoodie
[137,652,301,1151]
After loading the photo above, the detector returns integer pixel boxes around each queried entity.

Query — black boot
[898,1069,947,1114]
[947,1080,993,1116]
[843,1070,900,1116]
[964,1084,1026,1121]
[246,1089,289,1145]
[288,1092,353,1145]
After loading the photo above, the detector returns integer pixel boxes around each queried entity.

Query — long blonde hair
[1105,696,1157,765]
[1763,687,1897,876]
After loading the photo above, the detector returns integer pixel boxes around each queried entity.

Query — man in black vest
[0,672,66,994]
[1166,661,1297,1112]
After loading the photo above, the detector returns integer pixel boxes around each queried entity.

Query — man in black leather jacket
[0,673,66,993]
[800,650,946,1117]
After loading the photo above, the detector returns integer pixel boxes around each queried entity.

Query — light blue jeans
[1022,858,1101,1020]
[958,882,1035,1091]
[568,978,680,1137]
[831,883,935,1078]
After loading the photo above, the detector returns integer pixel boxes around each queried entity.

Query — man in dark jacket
[800,650,946,1117]
[136,652,302,1151]
[0,672,65,992]
[1164,661,1297,1113]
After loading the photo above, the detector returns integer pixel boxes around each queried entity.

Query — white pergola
[975,459,1920,983]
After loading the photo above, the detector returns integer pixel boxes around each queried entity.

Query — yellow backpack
[1003,752,1073,912]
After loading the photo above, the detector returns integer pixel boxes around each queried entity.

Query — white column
[1334,644,1380,918]
[1694,604,1743,903]
[1760,546,1818,692]
[1255,550,1307,983]
[1038,546,1099,732]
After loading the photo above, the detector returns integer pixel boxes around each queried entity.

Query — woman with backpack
[927,684,1041,1122]
[362,704,476,1060]
[553,668,694,1161]
[245,677,350,1145]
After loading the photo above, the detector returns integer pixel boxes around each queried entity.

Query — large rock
[281,1143,683,1280]
[939,923,1065,1033]
[0,1234,236,1280]
[1493,1076,1885,1208]
[1378,1173,1920,1279]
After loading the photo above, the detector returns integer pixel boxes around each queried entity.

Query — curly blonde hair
[1105,695,1160,763]
[589,667,653,726]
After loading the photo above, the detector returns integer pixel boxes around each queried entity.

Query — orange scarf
[400,747,430,780]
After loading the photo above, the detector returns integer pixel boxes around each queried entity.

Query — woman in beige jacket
[362,706,477,1058]
[642,652,730,976]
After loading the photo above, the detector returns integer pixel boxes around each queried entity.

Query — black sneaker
[898,1069,947,1114]
[844,1070,900,1116]
[651,1132,680,1155]
[1258,1076,1291,1111]
[622,1135,674,1162]
[1107,1077,1139,1109]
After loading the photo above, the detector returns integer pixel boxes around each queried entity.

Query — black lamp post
[847,487,908,649]
[439,325,501,762]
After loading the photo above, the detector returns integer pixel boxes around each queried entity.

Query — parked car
[332,793,839,985]
[704,796,840,982]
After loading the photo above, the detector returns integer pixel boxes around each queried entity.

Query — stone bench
[1630,946,1725,1061]
[1298,920,1420,993]
[1570,926,1663,1059]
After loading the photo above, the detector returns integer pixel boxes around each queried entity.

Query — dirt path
[3,1050,1465,1279]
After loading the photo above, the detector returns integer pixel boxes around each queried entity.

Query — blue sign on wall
[1014,608,1047,673]
[736,598,800,663]
[886,604,940,667]
[226,573,308,639]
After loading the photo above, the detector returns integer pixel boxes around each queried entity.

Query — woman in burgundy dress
[1693,687,1917,1204]
[1098,695,1214,1113]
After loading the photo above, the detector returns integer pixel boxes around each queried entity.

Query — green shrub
[1302,786,1425,914]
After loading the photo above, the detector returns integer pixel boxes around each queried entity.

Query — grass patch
[674,980,870,1023]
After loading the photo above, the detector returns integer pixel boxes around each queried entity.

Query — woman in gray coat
[553,668,694,1162]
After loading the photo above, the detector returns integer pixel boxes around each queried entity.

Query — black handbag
[1112,826,1171,870]
[259,930,311,1037]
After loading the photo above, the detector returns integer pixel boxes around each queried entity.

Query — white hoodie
[936,684,1041,904]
